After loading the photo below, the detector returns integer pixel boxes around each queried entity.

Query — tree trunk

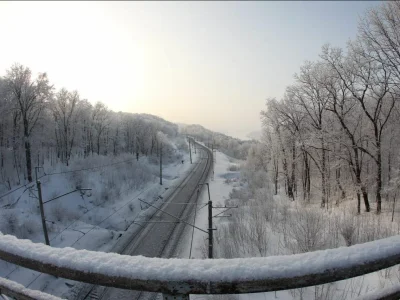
[307,156,311,201]
[23,117,32,182]
[335,168,346,205]
[0,124,3,169]
[361,186,370,212]
[376,142,382,213]
[302,151,311,202]
[387,152,391,202]
[278,131,294,201]
[64,127,69,166]
[12,113,19,176]
[355,161,370,212]
[274,158,279,195]
[97,135,101,155]
[55,129,61,159]
[321,139,327,208]
[291,141,296,198]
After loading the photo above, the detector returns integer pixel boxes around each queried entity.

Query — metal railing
[0,277,62,300]
[1,233,400,299]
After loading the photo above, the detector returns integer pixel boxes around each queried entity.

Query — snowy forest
[0,63,253,192]
[3,1,400,300]
[208,2,400,299]
[0,59,257,299]
[0,64,183,188]
[251,1,400,214]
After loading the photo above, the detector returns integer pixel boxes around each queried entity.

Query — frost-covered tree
[91,102,110,156]
[254,1,400,214]
[0,64,184,193]
[51,89,82,165]
[4,64,53,182]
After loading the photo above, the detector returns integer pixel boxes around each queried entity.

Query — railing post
[162,293,189,300]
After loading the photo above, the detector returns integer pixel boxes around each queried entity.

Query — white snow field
[178,147,400,300]
[1,145,400,300]
[0,140,199,298]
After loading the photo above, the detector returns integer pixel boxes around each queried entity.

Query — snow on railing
[0,277,62,300]
[1,232,400,298]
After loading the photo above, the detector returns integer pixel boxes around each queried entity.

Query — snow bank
[355,283,400,300]
[0,277,63,300]
[1,232,400,283]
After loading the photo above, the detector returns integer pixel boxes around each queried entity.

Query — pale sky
[0,1,380,139]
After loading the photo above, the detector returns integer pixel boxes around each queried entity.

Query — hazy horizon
[0,1,380,139]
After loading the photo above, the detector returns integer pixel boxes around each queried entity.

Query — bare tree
[5,64,52,182]
[262,98,296,201]
[92,102,110,155]
[359,2,400,88]
[323,43,396,213]
[51,88,81,165]
[262,127,280,195]
[288,61,330,207]
[321,45,371,213]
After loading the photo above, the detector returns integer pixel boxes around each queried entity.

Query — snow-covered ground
[178,144,242,260]
[0,142,200,298]
[1,147,399,300]
[177,147,399,300]
[1,143,398,300]
[178,148,294,300]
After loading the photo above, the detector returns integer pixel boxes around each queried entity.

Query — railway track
[75,143,212,300]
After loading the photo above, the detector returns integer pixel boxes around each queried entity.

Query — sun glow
[0,1,146,112]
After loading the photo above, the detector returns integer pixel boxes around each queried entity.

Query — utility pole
[211,145,215,181]
[211,144,214,162]
[198,183,213,259]
[208,199,213,259]
[392,194,397,222]
[35,166,50,246]
[199,182,238,259]
[160,142,163,185]
[136,135,139,161]
[212,146,217,163]
[189,138,192,164]
[37,180,50,246]
[34,167,91,246]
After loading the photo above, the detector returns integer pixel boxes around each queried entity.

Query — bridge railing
[1,232,400,299]
[0,277,62,300]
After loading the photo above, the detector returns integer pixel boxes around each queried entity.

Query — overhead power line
[0,183,34,201]
[0,159,134,200]
[43,159,134,176]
